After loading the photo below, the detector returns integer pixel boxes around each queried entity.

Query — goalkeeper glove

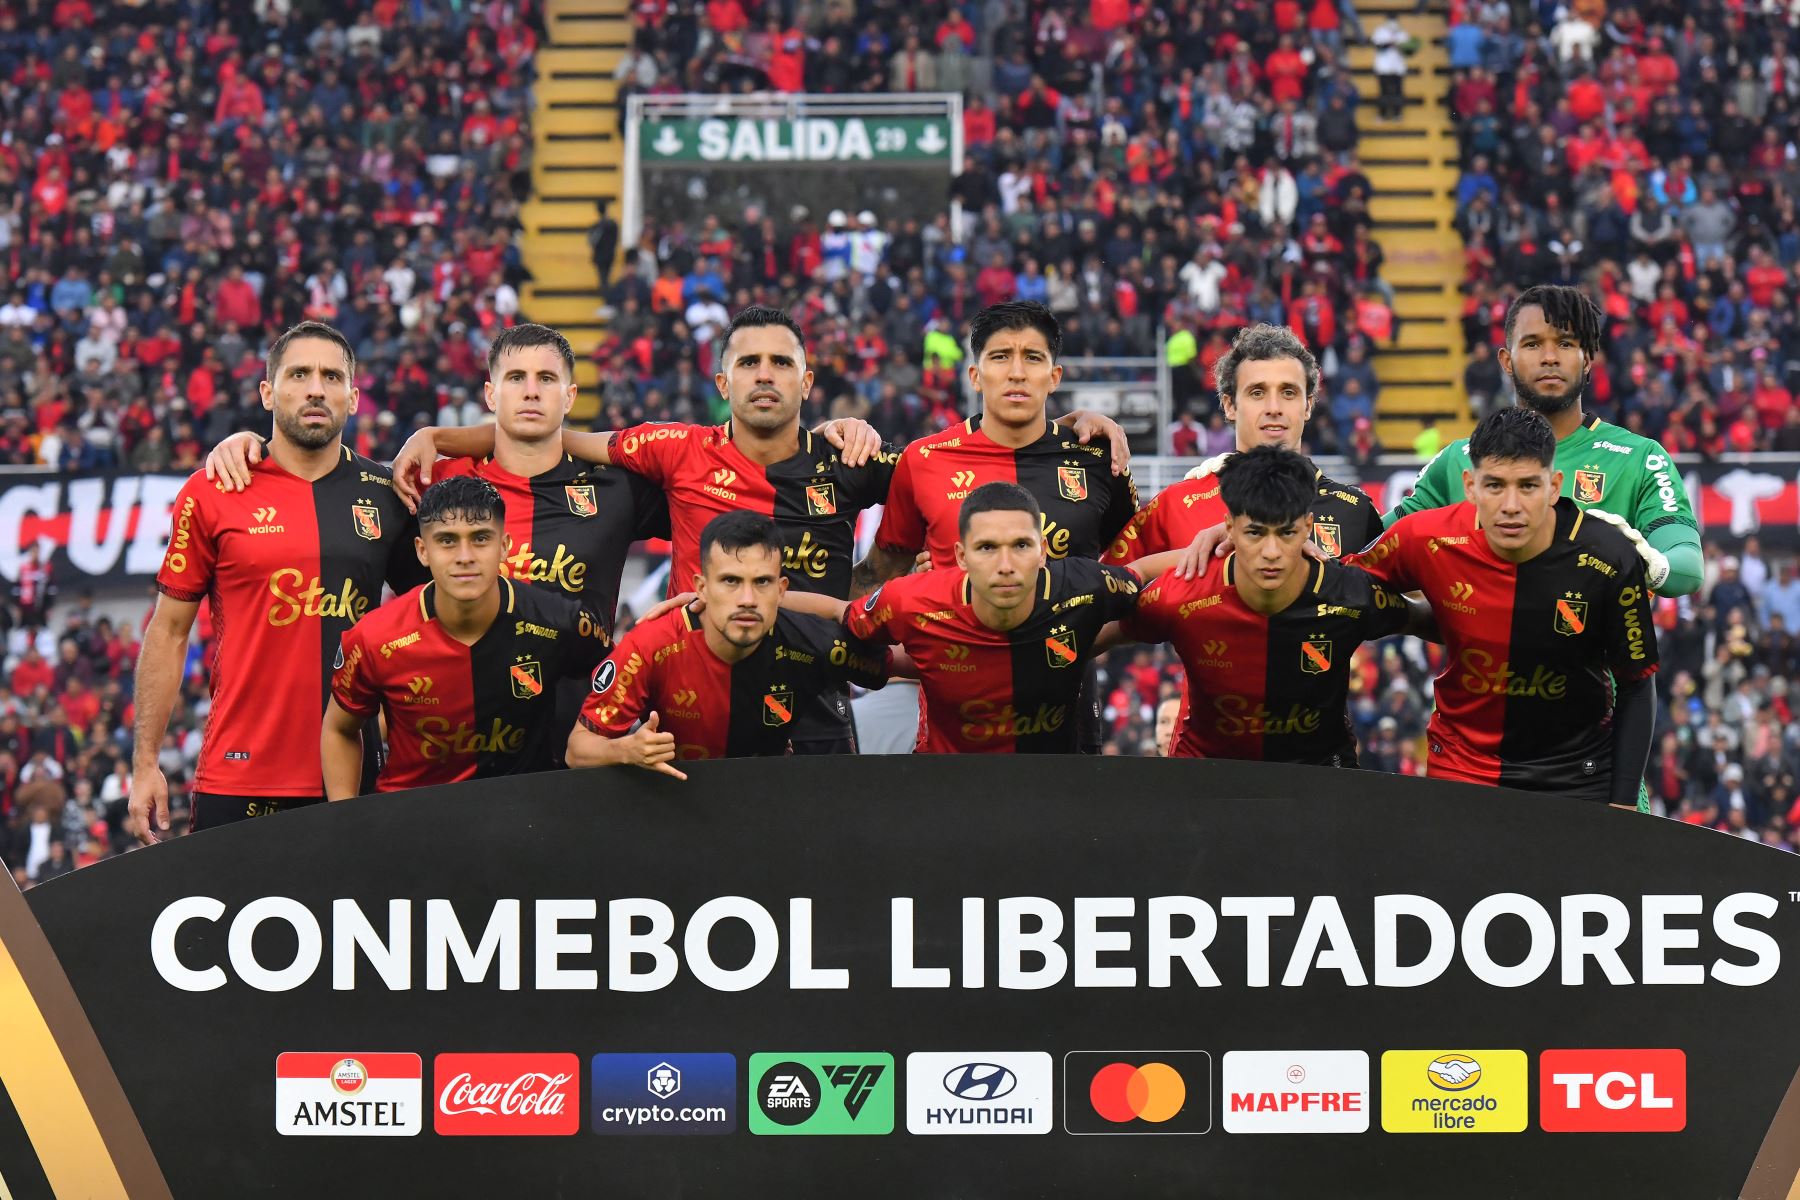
[1584,508,1671,590]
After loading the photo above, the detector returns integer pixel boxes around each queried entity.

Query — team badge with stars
[1313,521,1342,558]
[1045,622,1078,669]
[763,685,795,727]
[351,500,382,541]
[1554,591,1588,637]
[1573,469,1606,504]
[1299,635,1333,675]
[510,655,544,698]
[1057,465,1088,502]
[565,484,597,517]
[805,482,837,515]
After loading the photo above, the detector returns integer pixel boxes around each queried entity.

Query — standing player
[1100,324,1384,566]
[1385,285,1702,595]
[323,477,610,795]
[1348,408,1659,806]
[567,512,893,774]
[791,484,1145,753]
[129,321,426,842]
[1105,447,1417,765]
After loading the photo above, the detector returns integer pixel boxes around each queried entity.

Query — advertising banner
[6,758,1800,1197]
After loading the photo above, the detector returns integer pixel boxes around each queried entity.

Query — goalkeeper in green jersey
[1384,285,1704,596]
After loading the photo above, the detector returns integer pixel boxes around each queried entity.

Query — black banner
[17,758,1800,1198]
[0,469,187,587]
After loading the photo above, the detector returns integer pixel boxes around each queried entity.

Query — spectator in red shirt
[10,647,54,700]
[214,74,264,125]
[975,253,1017,309]
[213,265,260,329]
[1265,35,1308,104]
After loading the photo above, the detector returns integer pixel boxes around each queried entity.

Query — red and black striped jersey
[875,414,1139,568]
[434,453,668,635]
[845,557,1142,753]
[331,578,609,791]
[578,606,890,760]
[155,448,426,797]
[609,421,897,598]
[1101,462,1382,566]
[1123,556,1407,765]
[1349,498,1660,799]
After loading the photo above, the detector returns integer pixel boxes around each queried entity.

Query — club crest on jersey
[1057,466,1088,502]
[806,482,837,515]
[1045,622,1078,668]
[1313,521,1342,558]
[1300,636,1333,675]
[510,656,544,698]
[1554,592,1588,637]
[1573,469,1606,504]
[565,484,597,517]
[352,503,382,541]
[763,686,795,726]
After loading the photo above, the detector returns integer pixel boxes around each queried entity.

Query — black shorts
[190,792,325,833]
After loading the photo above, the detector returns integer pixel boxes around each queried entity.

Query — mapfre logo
[1222,1051,1369,1133]
[1539,1050,1685,1133]
[433,1053,579,1135]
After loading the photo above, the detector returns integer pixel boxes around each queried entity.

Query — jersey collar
[418,575,517,622]
[721,419,815,456]
[1221,553,1325,598]
[958,565,1053,606]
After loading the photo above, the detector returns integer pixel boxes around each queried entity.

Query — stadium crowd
[601,0,1401,449]
[1447,0,1800,448]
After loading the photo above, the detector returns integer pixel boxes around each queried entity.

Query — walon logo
[749,1053,894,1135]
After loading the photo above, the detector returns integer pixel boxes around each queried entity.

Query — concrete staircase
[521,0,633,415]
[1347,0,1468,450]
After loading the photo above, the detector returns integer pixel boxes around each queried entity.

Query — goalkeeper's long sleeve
[1648,526,1704,597]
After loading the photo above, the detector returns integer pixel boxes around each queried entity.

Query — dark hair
[968,300,1062,361]
[266,321,355,382]
[486,322,576,380]
[718,305,806,371]
[1468,406,1556,469]
[416,476,505,528]
[1214,323,1319,405]
[1216,445,1317,526]
[699,510,784,566]
[958,481,1043,538]
[1503,285,1603,358]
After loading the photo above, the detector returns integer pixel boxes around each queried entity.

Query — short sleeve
[1119,580,1171,644]
[621,468,672,541]
[1350,570,1409,640]
[330,628,381,719]
[384,509,429,593]
[579,627,654,735]
[1632,446,1699,540]
[1096,563,1144,621]
[786,612,891,690]
[610,422,698,488]
[547,594,613,678]
[155,474,218,601]
[1605,560,1661,682]
[1349,494,1386,557]
[837,444,901,512]
[1100,498,1154,565]
[1098,466,1140,550]
[1345,517,1417,592]
[843,582,903,645]
[872,448,926,555]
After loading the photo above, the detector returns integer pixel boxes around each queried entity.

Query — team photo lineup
[109,283,1683,844]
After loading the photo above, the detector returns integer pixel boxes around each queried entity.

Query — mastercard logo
[1088,1061,1187,1123]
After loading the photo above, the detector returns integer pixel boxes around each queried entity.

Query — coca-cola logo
[432,1054,580,1136]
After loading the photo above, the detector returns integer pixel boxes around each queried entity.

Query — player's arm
[1603,564,1662,810]
[128,593,200,844]
[1608,675,1658,810]
[1096,461,1141,547]
[1343,518,1418,592]
[1381,445,1454,526]
[203,430,269,492]
[320,697,367,802]
[1054,410,1132,476]
[384,512,430,592]
[779,590,851,622]
[390,424,503,509]
[566,712,687,779]
[567,642,687,778]
[1126,550,1184,580]
[1402,595,1439,642]
[856,448,925,595]
[849,543,918,598]
[1631,449,1702,595]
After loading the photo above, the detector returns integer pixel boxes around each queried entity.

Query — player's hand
[1583,509,1671,590]
[817,418,881,467]
[1185,451,1231,481]
[640,591,698,622]
[203,432,264,492]
[391,428,440,513]
[1173,522,1232,578]
[913,551,931,573]
[1062,410,1131,475]
[128,766,171,845]
[628,712,687,780]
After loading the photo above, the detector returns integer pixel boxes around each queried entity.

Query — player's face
[415,512,505,603]
[485,344,574,443]
[1227,511,1314,594]
[1223,358,1311,451]
[261,337,357,450]
[1154,697,1181,757]
[956,509,1046,613]
[1498,304,1587,415]
[717,324,811,435]
[696,542,788,649]
[970,327,1062,431]
[1463,460,1564,553]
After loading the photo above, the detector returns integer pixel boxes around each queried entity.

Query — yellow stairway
[521,0,633,416]
[1347,0,1468,450]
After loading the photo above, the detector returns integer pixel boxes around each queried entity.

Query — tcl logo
[433,1053,579,1135]
[1539,1050,1685,1132]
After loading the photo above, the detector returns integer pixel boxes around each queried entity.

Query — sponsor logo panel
[275,1052,421,1136]
[592,1053,737,1135]
[1539,1049,1686,1133]
[433,1053,580,1136]
[1221,1051,1370,1134]
[748,1052,894,1135]
[905,1052,1053,1135]
[1063,1051,1212,1135]
[1380,1050,1527,1133]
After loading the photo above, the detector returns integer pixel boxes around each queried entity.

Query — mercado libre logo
[1381,1050,1527,1134]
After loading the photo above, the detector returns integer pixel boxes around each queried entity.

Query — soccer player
[322,477,609,795]
[1100,323,1383,565]
[1385,284,1702,595]
[567,512,892,775]
[130,321,427,842]
[1153,697,1181,757]
[1106,446,1416,765]
[1348,407,1659,806]
[791,483,1145,753]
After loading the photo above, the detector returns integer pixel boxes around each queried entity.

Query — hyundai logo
[943,1062,1017,1101]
